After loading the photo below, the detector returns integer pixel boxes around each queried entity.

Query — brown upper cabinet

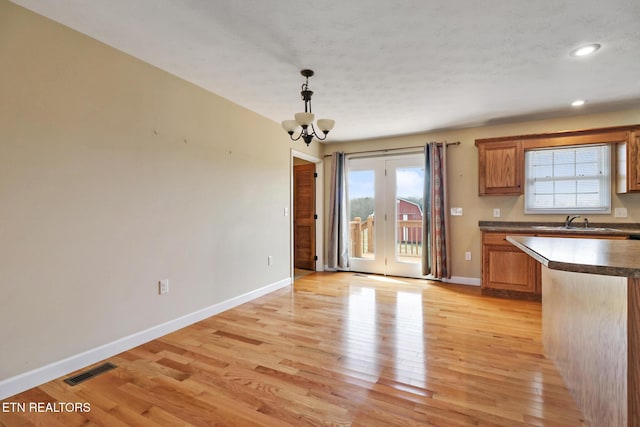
[476,140,523,195]
[476,125,640,196]
[617,129,640,193]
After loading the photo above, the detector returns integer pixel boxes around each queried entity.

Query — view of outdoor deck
[349,212,423,263]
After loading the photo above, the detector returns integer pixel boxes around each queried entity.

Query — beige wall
[322,108,640,280]
[0,1,320,381]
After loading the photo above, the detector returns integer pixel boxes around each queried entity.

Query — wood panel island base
[507,236,640,427]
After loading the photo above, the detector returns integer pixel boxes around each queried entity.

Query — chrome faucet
[565,215,580,228]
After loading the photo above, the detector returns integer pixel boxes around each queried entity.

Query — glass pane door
[347,158,385,274]
[385,158,425,278]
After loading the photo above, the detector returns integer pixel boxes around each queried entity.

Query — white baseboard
[443,276,481,286]
[0,277,291,400]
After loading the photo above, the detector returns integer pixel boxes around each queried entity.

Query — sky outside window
[348,169,424,199]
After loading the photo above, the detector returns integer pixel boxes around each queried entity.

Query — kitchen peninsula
[507,236,640,427]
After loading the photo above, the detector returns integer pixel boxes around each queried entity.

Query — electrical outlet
[159,279,169,295]
[493,208,501,218]
[450,207,463,216]
[615,207,628,218]
[268,256,273,266]
[465,251,472,261]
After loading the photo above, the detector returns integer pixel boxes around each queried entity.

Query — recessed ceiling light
[571,43,601,57]
[571,99,586,107]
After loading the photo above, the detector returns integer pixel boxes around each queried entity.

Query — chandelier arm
[288,129,304,142]
[308,123,328,141]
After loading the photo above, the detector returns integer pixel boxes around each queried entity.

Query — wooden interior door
[294,163,316,270]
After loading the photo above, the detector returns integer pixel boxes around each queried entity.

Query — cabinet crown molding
[475,124,640,146]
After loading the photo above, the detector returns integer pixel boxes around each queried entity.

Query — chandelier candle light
[282,69,335,146]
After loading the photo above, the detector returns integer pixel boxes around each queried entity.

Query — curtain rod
[322,141,460,157]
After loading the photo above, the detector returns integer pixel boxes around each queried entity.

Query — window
[524,144,611,214]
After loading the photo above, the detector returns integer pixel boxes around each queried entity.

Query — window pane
[555,180,576,193]
[532,164,553,178]
[575,162,598,176]
[577,194,599,207]
[553,162,575,177]
[534,194,554,208]
[395,167,423,264]
[576,150,597,163]
[348,170,375,258]
[534,180,553,193]
[554,193,575,207]
[577,180,599,193]
[553,150,574,164]
[531,150,553,165]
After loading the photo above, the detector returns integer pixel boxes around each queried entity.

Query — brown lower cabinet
[481,231,628,300]
[482,232,540,300]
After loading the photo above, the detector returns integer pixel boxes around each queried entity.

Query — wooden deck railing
[350,215,374,257]
[397,220,422,256]
[349,216,423,258]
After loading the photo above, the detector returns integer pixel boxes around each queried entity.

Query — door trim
[290,150,323,280]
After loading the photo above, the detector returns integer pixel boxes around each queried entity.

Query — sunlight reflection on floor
[342,278,427,390]
[351,273,411,285]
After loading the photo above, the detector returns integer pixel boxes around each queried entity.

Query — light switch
[450,207,463,216]
[615,207,628,218]
[159,279,169,295]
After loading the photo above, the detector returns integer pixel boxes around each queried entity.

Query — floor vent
[353,273,368,277]
[63,362,116,386]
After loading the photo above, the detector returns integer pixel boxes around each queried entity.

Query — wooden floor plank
[0,272,585,425]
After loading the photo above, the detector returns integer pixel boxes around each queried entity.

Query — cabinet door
[629,131,640,191]
[483,244,538,293]
[477,140,523,195]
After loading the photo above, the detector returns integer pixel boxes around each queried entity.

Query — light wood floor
[0,272,585,426]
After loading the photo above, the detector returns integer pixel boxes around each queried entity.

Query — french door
[347,154,425,278]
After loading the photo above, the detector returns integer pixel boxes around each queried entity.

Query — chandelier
[282,69,335,146]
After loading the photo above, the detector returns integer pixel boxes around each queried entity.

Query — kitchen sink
[532,226,620,232]
[532,226,569,230]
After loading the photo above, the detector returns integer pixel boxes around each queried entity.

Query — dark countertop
[506,235,640,278]
[479,221,640,237]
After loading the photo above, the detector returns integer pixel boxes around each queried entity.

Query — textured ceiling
[10,0,640,142]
